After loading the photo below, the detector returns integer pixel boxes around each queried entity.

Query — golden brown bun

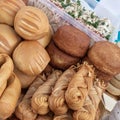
[13,41,50,76]
[14,66,36,88]
[46,41,80,70]
[0,73,21,119]
[37,25,53,48]
[53,25,90,57]
[0,24,21,55]
[0,0,25,26]
[88,41,120,75]
[14,6,49,40]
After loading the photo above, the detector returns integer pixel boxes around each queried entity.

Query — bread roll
[53,25,90,57]
[88,41,120,75]
[37,25,53,48]
[0,0,25,26]
[14,66,36,88]
[46,41,80,70]
[0,24,21,55]
[0,73,21,119]
[14,6,49,40]
[13,41,50,76]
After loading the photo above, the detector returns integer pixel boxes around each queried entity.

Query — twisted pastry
[31,70,62,115]
[0,73,21,119]
[65,62,95,110]
[73,80,106,120]
[15,74,46,120]
[48,68,75,115]
[0,54,14,96]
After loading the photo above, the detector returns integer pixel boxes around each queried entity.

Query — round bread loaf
[13,41,50,76]
[46,41,80,70]
[14,6,49,40]
[0,24,21,55]
[0,0,25,26]
[53,25,90,57]
[88,41,120,75]
[37,25,53,48]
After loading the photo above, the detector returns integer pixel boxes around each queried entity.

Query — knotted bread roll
[48,68,75,115]
[65,62,95,110]
[0,53,21,119]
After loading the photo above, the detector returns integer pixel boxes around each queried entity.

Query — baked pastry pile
[0,0,120,120]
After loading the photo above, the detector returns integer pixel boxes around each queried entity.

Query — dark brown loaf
[53,25,90,57]
[46,41,80,70]
[88,41,120,75]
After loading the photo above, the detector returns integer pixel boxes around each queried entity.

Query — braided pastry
[65,62,95,110]
[15,74,46,120]
[73,80,106,120]
[48,68,75,115]
[31,70,62,115]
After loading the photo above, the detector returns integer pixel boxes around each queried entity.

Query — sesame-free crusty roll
[0,73,21,119]
[73,80,106,120]
[13,41,50,76]
[15,74,46,120]
[14,6,49,40]
[48,68,75,115]
[31,70,62,115]
[0,0,25,26]
[0,24,21,55]
[65,62,95,110]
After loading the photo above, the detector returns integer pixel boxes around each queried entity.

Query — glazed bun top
[53,25,90,57]
[14,6,49,40]
[88,41,120,75]
[13,41,50,76]
[0,0,25,26]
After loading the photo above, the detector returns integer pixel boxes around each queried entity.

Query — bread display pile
[0,0,120,120]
